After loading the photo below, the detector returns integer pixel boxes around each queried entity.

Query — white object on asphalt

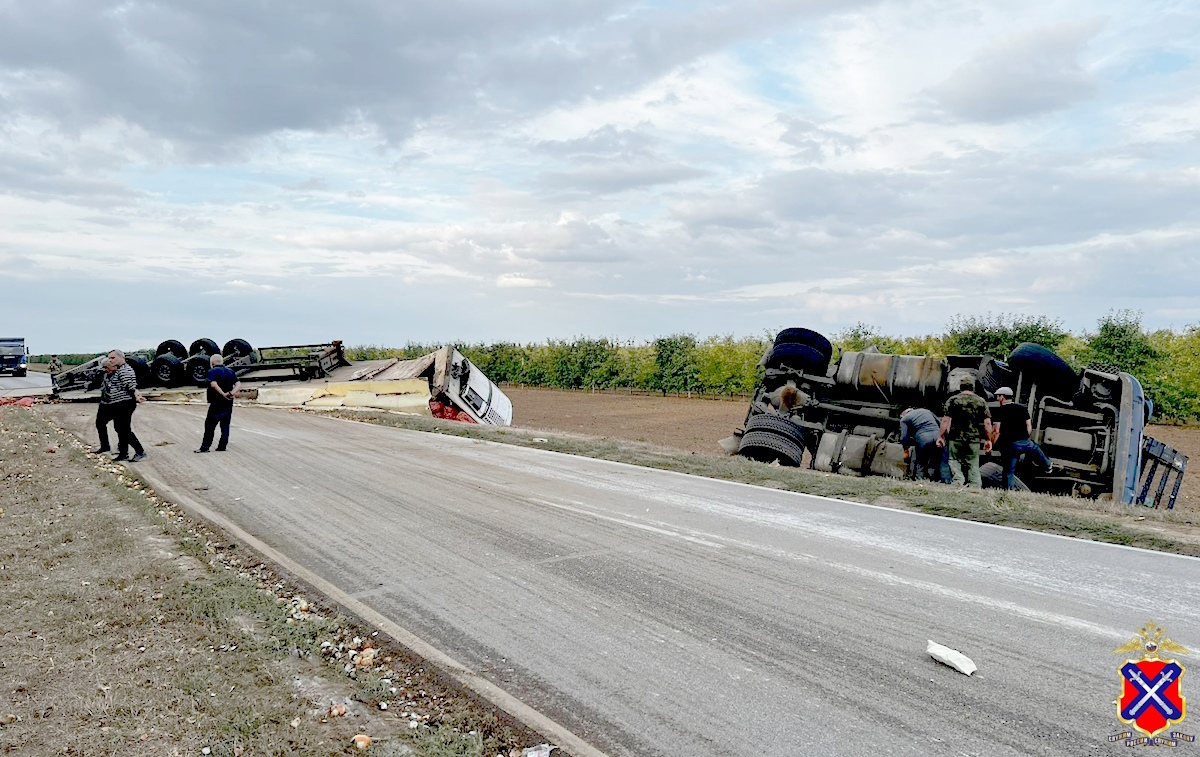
[522,745,558,757]
[927,640,977,676]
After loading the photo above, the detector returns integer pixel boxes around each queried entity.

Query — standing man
[96,350,146,462]
[937,375,992,488]
[900,407,948,483]
[991,387,1054,490]
[196,354,240,453]
[48,355,64,374]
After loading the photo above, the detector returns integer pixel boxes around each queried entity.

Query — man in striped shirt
[95,350,146,462]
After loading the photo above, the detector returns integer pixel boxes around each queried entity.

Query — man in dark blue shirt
[196,354,241,453]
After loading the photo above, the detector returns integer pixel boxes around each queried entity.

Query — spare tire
[737,430,804,466]
[189,338,220,357]
[156,340,188,360]
[1007,343,1079,401]
[744,413,808,447]
[765,343,829,375]
[980,358,1016,395]
[151,354,183,387]
[126,356,152,389]
[774,328,834,362]
[184,355,212,386]
[221,338,255,361]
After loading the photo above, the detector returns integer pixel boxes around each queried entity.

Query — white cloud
[496,273,553,288]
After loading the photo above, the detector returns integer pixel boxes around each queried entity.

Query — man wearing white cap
[991,387,1053,490]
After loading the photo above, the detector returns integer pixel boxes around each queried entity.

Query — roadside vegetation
[0,406,538,756]
[320,408,1200,558]
[342,311,1200,423]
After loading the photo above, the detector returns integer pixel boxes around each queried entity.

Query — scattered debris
[522,745,558,757]
[927,640,977,676]
[352,733,372,750]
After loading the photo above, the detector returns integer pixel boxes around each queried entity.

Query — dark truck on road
[724,327,1188,509]
[0,337,29,377]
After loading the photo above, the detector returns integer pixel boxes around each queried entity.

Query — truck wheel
[773,328,834,362]
[189,338,220,357]
[744,413,808,447]
[184,355,212,386]
[1007,343,1079,401]
[14,368,26,377]
[765,343,829,375]
[126,356,152,389]
[221,339,255,360]
[151,354,183,387]
[737,430,803,466]
[156,340,188,360]
[980,358,1015,395]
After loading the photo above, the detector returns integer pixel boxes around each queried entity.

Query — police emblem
[1110,622,1195,748]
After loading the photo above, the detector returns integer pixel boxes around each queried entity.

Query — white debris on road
[927,640,977,676]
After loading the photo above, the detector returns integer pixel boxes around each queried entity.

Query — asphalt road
[0,370,53,397]
[45,403,1200,756]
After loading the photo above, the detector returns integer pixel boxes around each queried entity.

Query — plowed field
[504,386,1200,512]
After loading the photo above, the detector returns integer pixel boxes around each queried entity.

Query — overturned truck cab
[722,328,1188,508]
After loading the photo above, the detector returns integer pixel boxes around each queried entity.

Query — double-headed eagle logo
[1113,622,1191,743]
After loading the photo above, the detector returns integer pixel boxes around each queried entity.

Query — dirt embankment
[503,386,1199,512]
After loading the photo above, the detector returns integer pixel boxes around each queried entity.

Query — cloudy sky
[2,0,1198,352]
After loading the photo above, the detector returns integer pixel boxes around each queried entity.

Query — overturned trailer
[723,328,1188,508]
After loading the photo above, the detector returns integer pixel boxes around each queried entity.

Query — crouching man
[900,407,948,483]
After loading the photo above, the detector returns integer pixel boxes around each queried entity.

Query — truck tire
[14,368,26,377]
[773,327,834,362]
[764,342,829,375]
[189,338,220,357]
[156,340,188,360]
[184,355,212,386]
[980,358,1015,395]
[126,356,152,389]
[1007,343,1079,401]
[744,413,807,447]
[151,354,183,387]
[737,430,803,466]
[222,338,255,361]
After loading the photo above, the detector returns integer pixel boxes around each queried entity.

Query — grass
[0,406,540,756]
[318,407,1200,558]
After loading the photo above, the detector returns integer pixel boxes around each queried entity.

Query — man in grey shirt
[95,350,146,462]
[900,407,947,482]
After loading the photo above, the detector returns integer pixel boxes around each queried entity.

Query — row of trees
[345,312,1200,423]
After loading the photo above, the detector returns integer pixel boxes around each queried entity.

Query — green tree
[946,313,1068,358]
[1080,310,1160,375]
[652,334,699,393]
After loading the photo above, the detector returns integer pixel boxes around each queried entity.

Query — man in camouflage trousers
[937,375,993,488]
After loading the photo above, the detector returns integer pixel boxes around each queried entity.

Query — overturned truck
[723,328,1188,508]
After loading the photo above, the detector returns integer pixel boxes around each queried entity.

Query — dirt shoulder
[0,405,539,756]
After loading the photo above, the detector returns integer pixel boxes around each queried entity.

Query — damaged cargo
[723,328,1188,508]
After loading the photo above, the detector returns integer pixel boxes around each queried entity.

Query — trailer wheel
[189,338,220,357]
[765,342,829,375]
[744,413,808,448]
[1007,343,1079,401]
[737,430,803,466]
[184,355,212,386]
[980,358,1015,396]
[126,356,152,389]
[156,340,188,360]
[773,328,834,362]
[221,338,255,360]
[151,354,183,387]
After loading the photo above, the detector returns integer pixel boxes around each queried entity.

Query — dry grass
[0,406,539,756]
[321,407,1200,557]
